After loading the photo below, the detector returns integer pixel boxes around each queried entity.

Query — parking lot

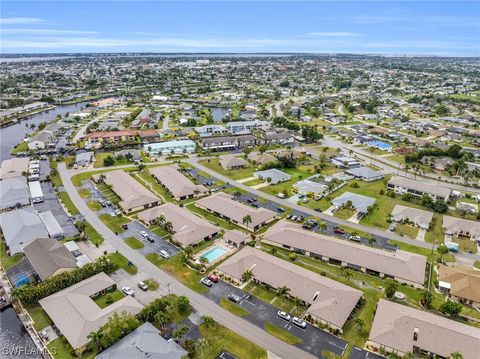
[202,280,348,358]
[34,182,78,238]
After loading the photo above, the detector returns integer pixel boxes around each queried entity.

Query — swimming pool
[201,246,228,263]
[367,140,391,150]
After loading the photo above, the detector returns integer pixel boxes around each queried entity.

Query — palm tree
[241,269,254,283]
[277,286,291,305]
[437,244,449,262]
[164,221,174,234]
[184,245,194,259]
[201,315,215,330]
[88,330,103,352]
[270,247,277,255]
[449,352,463,359]
[340,266,353,282]
[155,214,166,227]
[318,221,327,232]
[242,214,252,230]
[195,338,210,354]
[353,318,365,333]
[154,311,170,330]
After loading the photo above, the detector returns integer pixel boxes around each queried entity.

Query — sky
[1,1,479,56]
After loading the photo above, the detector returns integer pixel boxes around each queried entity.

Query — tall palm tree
[164,221,174,234]
[201,315,215,330]
[88,331,104,352]
[277,286,291,305]
[318,221,327,232]
[340,266,353,282]
[155,214,166,227]
[242,214,252,230]
[241,269,254,283]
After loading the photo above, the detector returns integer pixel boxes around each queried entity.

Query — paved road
[187,158,480,265]
[59,163,318,359]
[72,112,110,143]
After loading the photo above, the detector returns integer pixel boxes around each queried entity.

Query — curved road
[58,163,317,359]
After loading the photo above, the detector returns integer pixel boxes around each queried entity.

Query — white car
[121,286,135,296]
[276,193,285,199]
[277,310,291,321]
[140,231,148,237]
[159,250,170,259]
[200,277,213,287]
[292,317,307,329]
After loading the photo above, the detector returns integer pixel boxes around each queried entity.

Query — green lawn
[84,222,104,245]
[47,337,75,359]
[99,213,129,233]
[334,207,356,220]
[94,152,132,168]
[124,236,145,249]
[219,298,251,317]
[93,289,125,308]
[243,178,264,186]
[96,183,121,204]
[244,283,305,317]
[452,236,478,254]
[388,240,455,262]
[78,188,91,198]
[27,306,52,331]
[475,261,480,270]
[425,213,444,244]
[198,158,255,180]
[264,322,303,345]
[197,323,267,359]
[146,252,207,293]
[0,239,24,270]
[57,191,80,216]
[87,200,102,211]
[135,170,176,203]
[108,253,138,275]
[11,140,29,154]
[395,223,419,239]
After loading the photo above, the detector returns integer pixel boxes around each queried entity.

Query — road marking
[354,347,361,351]
[328,341,346,351]
[287,325,292,331]
[284,323,289,328]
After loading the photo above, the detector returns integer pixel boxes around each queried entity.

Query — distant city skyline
[1,1,479,56]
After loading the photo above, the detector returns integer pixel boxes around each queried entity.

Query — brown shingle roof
[438,265,480,304]
[149,165,207,199]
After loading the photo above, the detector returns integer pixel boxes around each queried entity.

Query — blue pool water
[367,140,391,150]
[202,246,228,262]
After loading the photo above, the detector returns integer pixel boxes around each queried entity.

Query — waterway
[0,307,42,359]
[210,107,230,123]
[0,101,90,162]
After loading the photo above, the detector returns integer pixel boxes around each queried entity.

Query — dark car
[277,207,286,213]
[121,223,128,230]
[314,208,322,212]
[146,235,155,243]
[333,227,346,235]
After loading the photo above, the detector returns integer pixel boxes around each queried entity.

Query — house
[0,176,30,211]
[331,192,376,214]
[87,130,136,145]
[144,140,196,156]
[367,299,479,359]
[438,265,480,309]
[0,206,49,254]
[199,135,256,150]
[390,205,433,230]
[346,167,384,182]
[96,322,187,359]
[195,192,277,232]
[28,181,44,203]
[331,156,360,169]
[0,157,30,180]
[225,120,268,133]
[442,215,480,241]
[223,229,250,248]
[75,151,94,167]
[219,155,249,170]
[253,169,291,184]
[28,130,55,150]
[217,246,362,332]
[387,176,451,201]
[247,152,278,166]
[293,179,328,197]
[138,203,218,247]
[149,165,207,200]
[114,149,142,162]
[94,170,160,212]
[263,132,295,145]
[262,220,427,287]
[39,272,143,350]
[23,237,77,281]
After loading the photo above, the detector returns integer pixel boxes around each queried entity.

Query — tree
[164,221,174,234]
[270,247,278,255]
[184,245,194,259]
[421,290,433,309]
[201,315,215,330]
[242,214,252,230]
[449,352,464,359]
[173,325,189,341]
[440,300,462,317]
[176,296,190,313]
[103,155,115,167]
[437,244,449,262]
[87,330,103,352]
[340,266,352,282]
[384,279,398,299]
[277,286,291,304]
[154,311,170,330]
[318,221,327,232]
[241,269,254,283]
[353,318,365,333]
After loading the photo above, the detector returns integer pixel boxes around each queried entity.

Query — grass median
[264,322,303,345]
[124,236,144,249]
[219,298,251,317]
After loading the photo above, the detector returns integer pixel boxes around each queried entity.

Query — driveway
[416,228,427,242]
[349,346,385,359]
[34,182,78,238]
[203,280,349,358]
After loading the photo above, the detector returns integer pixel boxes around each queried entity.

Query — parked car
[138,281,148,291]
[277,311,291,321]
[228,293,242,303]
[314,208,322,212]
[333,227,346,235]
[122,286,135,296]
[251,202,259,208]
[159,250,170,259]
[389,223,396,232]
[200,277,213,287]
[356,211,365,219]
[109,212,117,218]
[114,209,122,216]
[140,231,148,237]
[207,274,219,283]
[297,194,305,199]
[146,235,154,243]
[347,235,361,242]
[292,317,307,329]
[247,198,256,203]
[277,207,286,213]
[121,223,128,230]
[276,193,286,199]
[99,200,106,207]
[105,200,112,206]
[302,198,309,203]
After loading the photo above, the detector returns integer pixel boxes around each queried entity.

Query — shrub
[288,253,297,261]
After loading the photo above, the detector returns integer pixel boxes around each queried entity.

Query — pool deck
[195,240,237,267]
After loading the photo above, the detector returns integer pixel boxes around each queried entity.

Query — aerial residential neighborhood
[0,2,479,359]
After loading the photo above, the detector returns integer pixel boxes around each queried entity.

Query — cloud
[2,29,97,35]
[0,17,48,25]
[306,32,363,37]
